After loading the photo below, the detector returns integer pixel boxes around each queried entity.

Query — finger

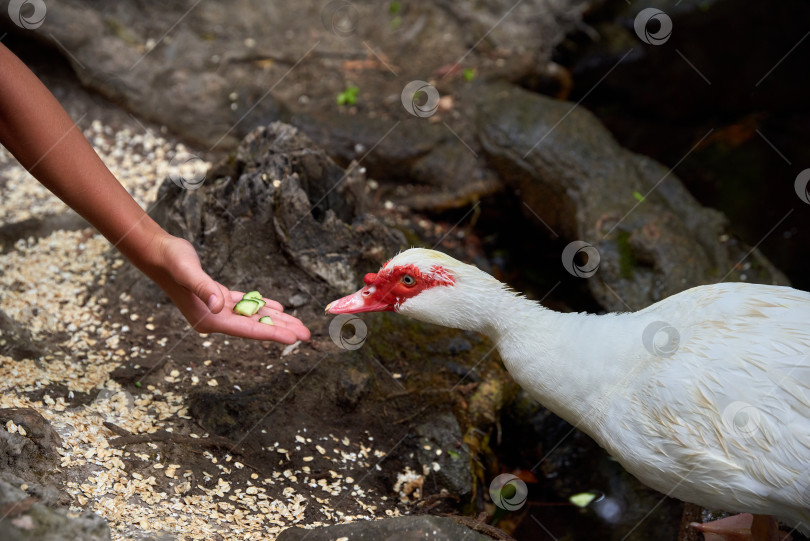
[254,316,311,341]
[168,254,226,314]
[256,306,304,326]
[289,322,311,341]
[213,283,231,313]
[246,307,310,338]
[197,305,311,342]
[262,298,285,312]
[215,316,302,344]
[261,318,310,341]
[184,274,224,314]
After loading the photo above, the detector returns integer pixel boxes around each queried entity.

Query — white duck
[326,248,810,539]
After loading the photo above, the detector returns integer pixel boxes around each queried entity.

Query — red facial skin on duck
[326,264,454,314]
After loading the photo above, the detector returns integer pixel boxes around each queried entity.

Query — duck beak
[325,287,392,314]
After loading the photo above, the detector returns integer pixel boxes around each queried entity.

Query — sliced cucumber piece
[233,299,261,316]
[569,492,598,508]
[258,316,274,326]
[243,291,263,300]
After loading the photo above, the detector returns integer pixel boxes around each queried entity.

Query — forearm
[0,43,167,272]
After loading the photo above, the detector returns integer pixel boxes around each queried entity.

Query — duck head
[325,248,507,332]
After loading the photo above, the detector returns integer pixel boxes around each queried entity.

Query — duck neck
[479,289,632,438]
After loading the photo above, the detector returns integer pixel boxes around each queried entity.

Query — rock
[276,514,495,541]
[0,409,62,453]
[291,110,503,212]
[415,412,472,499]
[334,366,371,411]
[446,336,472,355]
[0,408,67,512]
[0,430,30,472]
[476,82,788,311]
[4,1,591,151]
[0,480,110,541]
[564,0,810,292]
[274,174,368,294]
[2,1,595,214]
[121,121,404,302]
[287,293,310,308]
[0,310,44,361]
[0,405,69,516]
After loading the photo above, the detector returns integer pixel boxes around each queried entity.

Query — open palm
[152,236,310,344]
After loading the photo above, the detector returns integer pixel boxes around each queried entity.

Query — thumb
[163,237,225,313]
[197,279,225,314]
[175,264,225,314]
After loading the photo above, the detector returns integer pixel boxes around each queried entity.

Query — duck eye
[400,274,416,287]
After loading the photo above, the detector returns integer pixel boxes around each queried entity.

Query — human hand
[148,235,311,344]
[0,43,308,345]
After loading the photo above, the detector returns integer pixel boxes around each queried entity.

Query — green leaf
[463,67,476,82]
[632,190,645,202]
[389,1,401,14]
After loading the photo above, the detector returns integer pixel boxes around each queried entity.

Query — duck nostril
[362,290,370,296]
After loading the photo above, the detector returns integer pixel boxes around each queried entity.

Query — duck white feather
[327,248,810,533]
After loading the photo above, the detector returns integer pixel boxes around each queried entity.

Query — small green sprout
[337,85,359,106]
[633,190,646,202]
[134,381,142,388]
[463,67,476,82]
[389,3,402,27]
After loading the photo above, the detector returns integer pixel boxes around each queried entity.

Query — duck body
[566,284,810,531]
[326,248,810,534]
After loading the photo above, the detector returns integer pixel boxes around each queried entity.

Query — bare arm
[0,43,310,343]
